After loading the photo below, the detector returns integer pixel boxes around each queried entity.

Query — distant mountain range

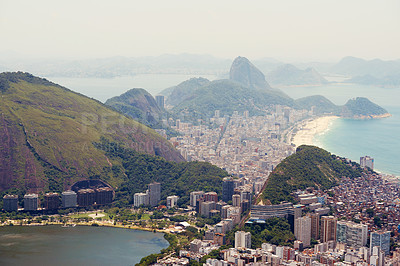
[1,53,399,87]
[330,56,400,87]
[266,64,329,86]
[153,57,389,119]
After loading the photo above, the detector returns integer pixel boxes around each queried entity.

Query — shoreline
[292,116,400,179]
[0,220,168,234]
[292,116,339,148]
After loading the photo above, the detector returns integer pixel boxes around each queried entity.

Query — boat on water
[62,224,76,228]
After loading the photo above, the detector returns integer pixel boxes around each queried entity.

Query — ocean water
[0,225,169,266]
[314,106,400,176]
[49,74,217,103]
[281,83,400,177]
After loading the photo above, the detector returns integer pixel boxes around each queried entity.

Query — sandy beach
[292,116,339,147]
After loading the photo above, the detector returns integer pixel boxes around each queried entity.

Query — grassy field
[141,213,151,220]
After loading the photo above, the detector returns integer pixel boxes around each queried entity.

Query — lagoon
[0,225,168,266]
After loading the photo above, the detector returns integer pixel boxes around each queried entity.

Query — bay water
[0,225,168,266]
[281,83,400,177]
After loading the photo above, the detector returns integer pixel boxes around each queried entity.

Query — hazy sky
[1,0,399,61]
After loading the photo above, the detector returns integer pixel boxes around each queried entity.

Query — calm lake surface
[0,225,168,266]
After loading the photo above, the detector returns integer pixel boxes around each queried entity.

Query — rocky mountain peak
[229,56,272,90]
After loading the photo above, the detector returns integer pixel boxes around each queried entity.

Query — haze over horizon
[1,0,400,62]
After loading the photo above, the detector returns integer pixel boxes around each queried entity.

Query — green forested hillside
[260,145,363,204]
[0,72,183,194]
[95,138,228,206]
[171,79,293,118]
[341,97,389,118]
[295,95,339,115]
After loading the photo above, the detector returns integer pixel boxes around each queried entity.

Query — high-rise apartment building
[200,201,216,218]
[24,193,39,211]
[44,193,60,210]
[190,191,204,207]
[148,182,161,207]
[295,216,311,247]
[235,231,251,249]
[370,231,391,256]
[134,192,149,207]
[336,221,368,248]
[360,156,374,170]
[3,195,18,212]
[321,216,337,242]
[77,189,96,207]
[232,194,241,207]
[204,192,218,203]
[222,177,237,202]
[166,195,179,209]
[308,213,320,240]
[62,190,77,208]
[95,187,114,205]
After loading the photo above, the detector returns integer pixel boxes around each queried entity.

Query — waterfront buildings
[44,193,60,210]
[95,187,114,205]
[24,193,39,211]
[3,194,18,212]
[234,231,251,249]
[360,155,374,170]
[77,189,96,207]
[62,190,77,208]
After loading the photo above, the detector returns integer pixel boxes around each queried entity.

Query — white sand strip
[292,116,339,147]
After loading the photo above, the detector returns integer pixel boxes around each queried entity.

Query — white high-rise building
[337,221,368,248]
[360,156,374,170]
[24,193,39,211]
[190,191,204,207]
[235,231,251,249]
[166,195,179,209]
[295,216,311,247]
[62,190,77,208]
[134,192,149,207]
